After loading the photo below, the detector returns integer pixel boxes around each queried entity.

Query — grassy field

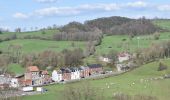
[8,64,24,74]
[153,19,170,30]
[95,31,170,55]
[0,29,58,39]
[22,59,170,100]
[0,39,85,54]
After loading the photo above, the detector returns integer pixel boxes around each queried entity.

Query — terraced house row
[0,64,103,88]
[20,64,103,86]
[52,64,103,82]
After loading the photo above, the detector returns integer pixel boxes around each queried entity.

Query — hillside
[60,16,161,36]
[0,39,85,54]
[0,17,170,100]
[0,29,58,40]
[23,59,170,100]
[0,17,170,75]
[153,19,170,30]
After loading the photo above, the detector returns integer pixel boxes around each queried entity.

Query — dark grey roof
[88,64,102,68]
[60,68,71,73]
[69,67,79,72]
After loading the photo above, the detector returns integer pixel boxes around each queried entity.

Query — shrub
[153,32,160,40]
[113,93,158,100]
[158,62,168,71]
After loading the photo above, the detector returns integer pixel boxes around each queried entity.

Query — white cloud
[35,0,57,3]
[13,13,29,19]
[13,1,156,19]
[126,1,147,8]
[34,7,80,16]
[157,5,170,11]
[31,3,120,17]
[12,2,152,19]
[79,3,120,11]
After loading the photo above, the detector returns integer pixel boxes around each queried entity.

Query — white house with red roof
[117,52,131,63]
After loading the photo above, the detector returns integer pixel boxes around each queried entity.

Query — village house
[79,66,90,78]
[69,67,80,80]
[15,74,25,87]
[0,75,11,89]
[116,64,129,72]
[52,70,62,82]
[117,52,131,63]
[99,56,112,63]
[24,66,41,86]
[88,64,103,75]
[24,66,50,86]
[61,68,71,81]
[40,70,51,84]
[10,78,19,88]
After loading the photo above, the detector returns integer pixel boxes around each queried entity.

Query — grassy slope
[0,39,85,54]
[83,20,170,66]
[153,19,170,30]
[86,32,170,64]
[23,59,170,100]
[0,29,58,39]
[96,32,170,55]
[8,64,25,74]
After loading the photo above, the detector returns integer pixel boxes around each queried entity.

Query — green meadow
[95,32,170,55]
[0,29,58,39]
[0,39,85,54]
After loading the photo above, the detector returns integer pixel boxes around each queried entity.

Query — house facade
[10,78,19,88]
[52,70,62,82]
[70,68,80,80]
[24,66,50,86]
[40,70,51,84]
[118,52,131,63]
[61,68,71,81]
[88,64,103,75]
[0,75,11,89]
[79,66,90,78]
[99,56,112,63]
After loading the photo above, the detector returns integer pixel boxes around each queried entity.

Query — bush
[42,31,46,34]
[113,93,158,100]
[122,38,127,41]
[158,62,168,71]
[153,32,160,40]
[62,82,105,100]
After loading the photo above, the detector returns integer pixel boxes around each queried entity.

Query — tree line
[108,17,162,36]
[21,48,85,70]
[57,16,162,42]
[135,40,170,65]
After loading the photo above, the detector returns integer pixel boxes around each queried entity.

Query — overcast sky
[1,0,170,31]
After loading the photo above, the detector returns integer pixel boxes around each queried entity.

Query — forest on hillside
[58,16,163,40]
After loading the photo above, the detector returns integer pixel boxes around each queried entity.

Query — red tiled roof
[27,66,39,72]
[118,53,130,57]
